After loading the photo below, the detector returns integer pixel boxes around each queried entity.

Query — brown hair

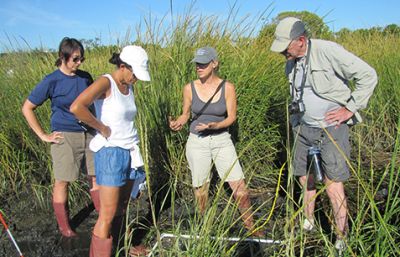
[55,37,84,67]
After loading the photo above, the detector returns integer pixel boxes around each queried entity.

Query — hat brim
[191,56,212,64]
[132,67,150,81]
[270,38,291,53]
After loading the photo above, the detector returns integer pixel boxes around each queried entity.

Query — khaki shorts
[292,124,350,182]
[186,132,244,187]
[50,131,95,182]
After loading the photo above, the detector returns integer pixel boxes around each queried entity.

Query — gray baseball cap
[192,47,218,64]
[270,17,306,53]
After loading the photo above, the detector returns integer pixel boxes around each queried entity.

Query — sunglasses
[195,62,211,69]
[124,65,137,80]
[72,56,85,63]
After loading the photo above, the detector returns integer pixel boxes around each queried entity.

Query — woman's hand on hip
[42,131,64,144]
[99,125,111,138]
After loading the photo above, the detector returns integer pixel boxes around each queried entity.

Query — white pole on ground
[148,232,282,256]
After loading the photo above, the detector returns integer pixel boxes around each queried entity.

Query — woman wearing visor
[169,46,264,237]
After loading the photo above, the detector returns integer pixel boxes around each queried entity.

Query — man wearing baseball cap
[271,17,377,253]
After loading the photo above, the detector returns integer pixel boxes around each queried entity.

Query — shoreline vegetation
[1,9,399,256]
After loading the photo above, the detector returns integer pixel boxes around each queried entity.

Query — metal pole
[148,232,282,256]
[0,212,24,257]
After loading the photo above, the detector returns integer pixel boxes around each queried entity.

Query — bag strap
[191,79,225,122]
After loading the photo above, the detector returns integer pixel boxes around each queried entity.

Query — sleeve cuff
[345,100,357,113]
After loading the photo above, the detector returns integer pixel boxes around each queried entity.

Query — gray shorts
[292,124,350,182]
[50,131,95,182]
[186,132,244,187]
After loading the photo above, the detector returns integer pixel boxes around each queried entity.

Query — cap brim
[133,67,150,81]
[191,56,212,64]
[270,38,291,53]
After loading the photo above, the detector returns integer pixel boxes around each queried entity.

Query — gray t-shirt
[190,81,228,135]
[292,57,341,128]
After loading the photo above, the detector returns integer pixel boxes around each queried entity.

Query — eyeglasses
[72,56,85,63]
[280,40,293,55]
[125,65,137,79]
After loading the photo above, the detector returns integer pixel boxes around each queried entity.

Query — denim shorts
[130,167,146,199]
[292,124,350,182]
[95,146,134,187]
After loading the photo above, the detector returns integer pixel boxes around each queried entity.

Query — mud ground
[1,186,282,257]
[0,187,155,257]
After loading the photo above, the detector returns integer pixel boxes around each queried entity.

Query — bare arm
[70,76,111,138]
[169,83,192,131]
[21,99,63,143]
[196,81,237,131]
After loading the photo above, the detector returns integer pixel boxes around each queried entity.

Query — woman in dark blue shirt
[22,37,98,237]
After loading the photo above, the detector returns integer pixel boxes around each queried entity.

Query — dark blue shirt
[28,69,93,132]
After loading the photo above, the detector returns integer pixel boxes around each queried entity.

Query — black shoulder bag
[190,79,226,123]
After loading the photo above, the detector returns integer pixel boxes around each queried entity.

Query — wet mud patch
[1,191,96,257]
[1,188,152,257]
[1,183,288,257]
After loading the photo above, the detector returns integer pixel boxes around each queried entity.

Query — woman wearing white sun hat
[70,45,150,257]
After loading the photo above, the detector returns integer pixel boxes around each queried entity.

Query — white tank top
[89,74,139,151]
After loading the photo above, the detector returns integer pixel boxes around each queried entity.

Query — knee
[194,188,208,199]
[230,180,248,199]
[233,189,252,211]
[326,187,346,205]
[53,180,69,190]
[233,188,249,201]
[98,211,116,226]
[98,205,118,224]
[194,183,209,196]
[299,176,307,185]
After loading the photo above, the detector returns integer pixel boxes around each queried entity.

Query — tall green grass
[0,5,399,256]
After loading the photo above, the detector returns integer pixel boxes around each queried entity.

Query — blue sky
[0,0,398,52]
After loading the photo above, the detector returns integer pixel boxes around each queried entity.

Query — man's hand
[325,107,354,129]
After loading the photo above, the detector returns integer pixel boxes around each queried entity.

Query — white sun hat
[120,45,151,81]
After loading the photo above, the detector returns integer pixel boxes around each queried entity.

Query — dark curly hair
[109,52,131,69]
